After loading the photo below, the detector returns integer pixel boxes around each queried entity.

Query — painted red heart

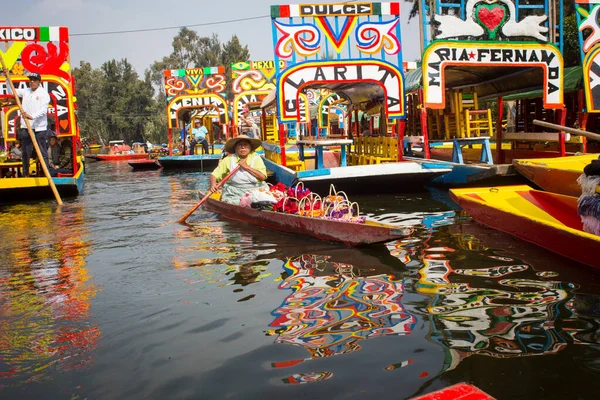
[477,7,505,32]
[60,119,69,131]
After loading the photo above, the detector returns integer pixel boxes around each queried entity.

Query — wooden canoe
[512,154,599,196]
[95,153,149,161]
[200,192,409,246]
[450,185,600,268]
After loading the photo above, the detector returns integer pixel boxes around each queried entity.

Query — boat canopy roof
[109,140,125,145]
[502,66,582,101]
[261,81,383,110]
[405,65,581,101]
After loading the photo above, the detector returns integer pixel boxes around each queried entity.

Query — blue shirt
[192,125,208,140]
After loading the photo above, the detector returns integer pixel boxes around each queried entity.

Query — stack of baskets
[272,183,366,224]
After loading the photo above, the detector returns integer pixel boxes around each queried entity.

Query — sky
[4,0,423,75]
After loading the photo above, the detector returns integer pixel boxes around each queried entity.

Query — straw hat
[224,134,261,153]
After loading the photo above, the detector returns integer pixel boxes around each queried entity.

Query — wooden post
[496,96,504,164]
[278,123,287,167]
[397,119,405,162]
[0,58,62,205]
[419,89,430,159]
[558,108,567,157]
[578,89,588,153]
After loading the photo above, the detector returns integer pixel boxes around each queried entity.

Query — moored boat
[513,154,600,197]
[0,158,85,202]
[450,185,600,268]
[200,192,409,246]
[128,159,162,170]
[95,153,149,161]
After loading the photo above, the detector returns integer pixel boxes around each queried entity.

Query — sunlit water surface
[1,161,600,399]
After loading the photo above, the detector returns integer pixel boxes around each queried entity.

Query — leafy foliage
[73,28,251,145]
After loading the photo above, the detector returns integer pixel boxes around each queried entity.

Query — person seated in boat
[209,134,267,204]
[239,107,260,139]
[48,131,61,169]
[192,119,209,154]
[9,141,22,160]
[49,137,73,177]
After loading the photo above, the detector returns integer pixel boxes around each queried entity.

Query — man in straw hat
[209,134,267,204]
[4,71,51,177]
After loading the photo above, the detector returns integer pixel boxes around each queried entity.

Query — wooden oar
[0,56,63,205]
[178,165,240,224]
[533,119,600,142]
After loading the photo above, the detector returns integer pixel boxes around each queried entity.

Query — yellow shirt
[211,152,267,181]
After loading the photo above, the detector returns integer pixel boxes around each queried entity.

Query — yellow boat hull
[513,154,600,197]
[450,185,600,268]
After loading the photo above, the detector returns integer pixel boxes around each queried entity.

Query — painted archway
[276,60,405,123]
[166,94,229,129]
[423,41,564,109]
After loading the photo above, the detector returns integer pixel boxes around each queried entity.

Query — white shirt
[14,86,50,131]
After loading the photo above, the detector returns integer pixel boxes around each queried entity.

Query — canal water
[1,161,600,399]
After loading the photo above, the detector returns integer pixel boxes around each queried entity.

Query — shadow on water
[1,161,600,399]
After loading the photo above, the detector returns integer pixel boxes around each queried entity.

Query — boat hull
[450,186,600,268]
[513,154,599,197]
[158,155,221,171]
[0,163,85,202]
[95,153,149,161]
[202,193,407,246]
[264,158,450,194]
[128,159,162,170]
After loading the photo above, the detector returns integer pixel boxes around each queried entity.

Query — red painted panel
[412,383,494,400]
[517,190,582,230]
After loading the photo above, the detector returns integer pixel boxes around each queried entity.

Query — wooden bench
[430,136,493,165]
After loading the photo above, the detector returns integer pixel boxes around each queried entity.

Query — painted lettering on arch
[423,41,563,109]
[278,60,405,121]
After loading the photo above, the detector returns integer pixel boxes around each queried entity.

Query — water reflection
[0,203,98,387]
[388,225,600,375]
[266,254,416,382]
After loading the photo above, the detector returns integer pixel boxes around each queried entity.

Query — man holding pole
[8,72,50,177]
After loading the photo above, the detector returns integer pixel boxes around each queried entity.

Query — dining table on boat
[295,138,354,169]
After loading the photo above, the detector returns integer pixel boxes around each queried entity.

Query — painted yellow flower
[11,63,24,76]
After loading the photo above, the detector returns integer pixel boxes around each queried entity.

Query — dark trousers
[198,139,209,154]
[20,128,48,176]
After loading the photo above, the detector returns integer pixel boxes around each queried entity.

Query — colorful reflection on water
[0,203,98,387]
[267,254,416,382]
[386,225,600,377]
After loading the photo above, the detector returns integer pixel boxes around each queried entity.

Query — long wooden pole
[532,119,600,142]
[0,56,63,205]
[177,165,240,224]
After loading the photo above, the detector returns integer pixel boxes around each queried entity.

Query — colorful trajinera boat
[200,191,408,246]
[0,26,84,201]
[253,2,451,194]
[450,185,600,268]
[513,154,600,197]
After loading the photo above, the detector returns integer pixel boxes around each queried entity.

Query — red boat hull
[95,154,149,161]
[451,192,600,268]
[202,193,407,246]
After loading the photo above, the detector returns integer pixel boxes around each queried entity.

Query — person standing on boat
[4,71,51,177]
[192,119,209,154]
[209,134,267,204]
